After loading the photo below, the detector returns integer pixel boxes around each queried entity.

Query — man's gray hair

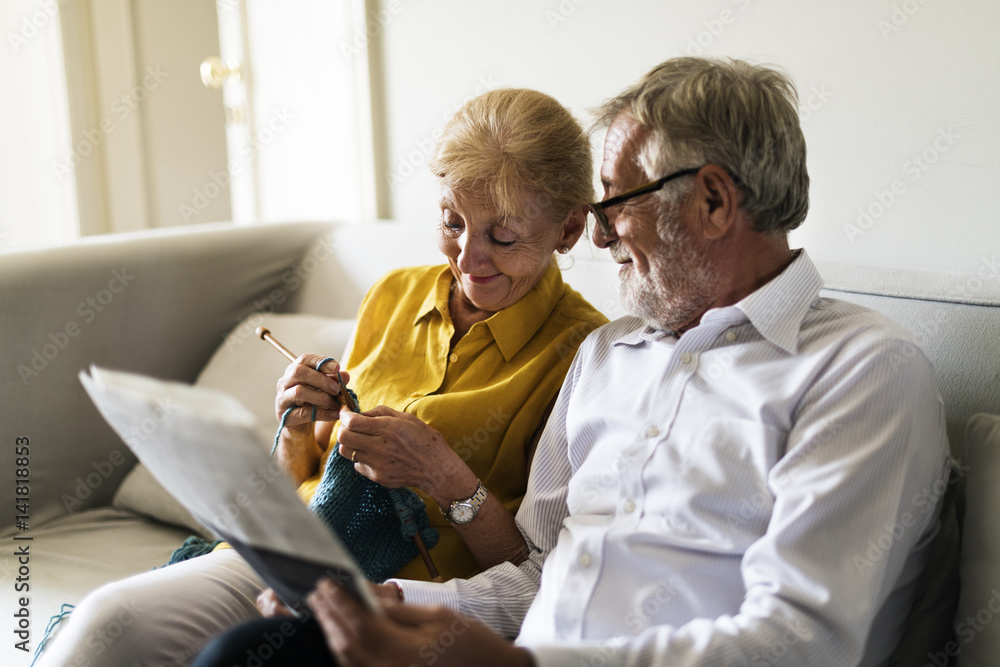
[594,57,809,234]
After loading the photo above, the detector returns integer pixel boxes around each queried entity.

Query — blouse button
[578,553,591,567]
[624,499,636,514]
[449,353,458,363]
[726,331,736,342]
[646,426,659,438]
[680,353,692,364]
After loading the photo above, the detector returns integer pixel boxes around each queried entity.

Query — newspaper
[79,365,377,612]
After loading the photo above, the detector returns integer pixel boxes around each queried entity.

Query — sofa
[1,220,998,666]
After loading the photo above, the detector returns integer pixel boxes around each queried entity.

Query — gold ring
[351,450,357,463]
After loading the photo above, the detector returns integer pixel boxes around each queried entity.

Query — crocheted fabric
[308,449,439,583]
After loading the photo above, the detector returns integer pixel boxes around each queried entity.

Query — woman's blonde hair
[429,88,594,222]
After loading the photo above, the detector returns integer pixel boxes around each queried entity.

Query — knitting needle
[256,326,442,581]
[413,534,442,582]
[256,327,359,412]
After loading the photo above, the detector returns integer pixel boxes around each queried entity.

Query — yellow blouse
[298,262,607,581]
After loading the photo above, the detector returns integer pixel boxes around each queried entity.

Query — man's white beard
[615,210,720,333]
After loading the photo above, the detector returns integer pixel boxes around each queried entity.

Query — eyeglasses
[588,167,701,236]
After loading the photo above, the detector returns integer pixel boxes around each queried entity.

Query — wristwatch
[441,480,488,524]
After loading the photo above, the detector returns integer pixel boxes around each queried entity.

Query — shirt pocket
[652,418,787,553]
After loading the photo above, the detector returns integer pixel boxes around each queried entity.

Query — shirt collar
[487,261,564,361]
[734,249,822,354]
[414,261,566,362]
[413,266,453,326]
[610,250,822,354]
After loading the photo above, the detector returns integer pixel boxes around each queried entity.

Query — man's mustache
[609,241,631,264]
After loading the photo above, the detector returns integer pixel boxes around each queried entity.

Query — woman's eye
[490,228,517,247]
[441,215,463,233]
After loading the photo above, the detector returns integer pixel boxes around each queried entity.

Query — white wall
[0,0,78,248]
[130,0,230,229]
[375,0,999,276]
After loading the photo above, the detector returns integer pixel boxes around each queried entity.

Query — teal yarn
[279,357,439,582]
[309,451,438,582]
[29,603,74,666]
[166,535,223,565]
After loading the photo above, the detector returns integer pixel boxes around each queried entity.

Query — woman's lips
[467,274,501,285]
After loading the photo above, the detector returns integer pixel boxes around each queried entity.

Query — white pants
[37,549,265,667]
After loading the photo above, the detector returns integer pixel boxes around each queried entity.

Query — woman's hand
[274,354,350,430]
[256,588,294,618]
[273,354,350,485]
[336,406,473,505]
[337,405,530,571]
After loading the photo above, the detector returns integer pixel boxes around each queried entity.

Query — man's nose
[592,217,619,249]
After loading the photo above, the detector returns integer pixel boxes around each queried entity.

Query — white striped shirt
[396,250,951,666]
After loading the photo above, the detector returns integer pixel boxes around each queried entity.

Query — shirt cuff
[387,578,464,610]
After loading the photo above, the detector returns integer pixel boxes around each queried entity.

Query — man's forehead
[601,113,650,181]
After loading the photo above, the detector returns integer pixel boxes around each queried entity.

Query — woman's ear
[558,204,589,251]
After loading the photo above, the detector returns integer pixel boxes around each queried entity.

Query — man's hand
[307,578,535,667]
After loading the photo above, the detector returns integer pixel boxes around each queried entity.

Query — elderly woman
[37,88,607,667]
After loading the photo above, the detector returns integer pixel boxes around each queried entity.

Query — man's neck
[664,234,795,337]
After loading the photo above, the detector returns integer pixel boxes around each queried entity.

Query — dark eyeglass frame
[588,167,701,236]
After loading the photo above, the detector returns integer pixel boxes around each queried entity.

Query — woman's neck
[448,281,494,346]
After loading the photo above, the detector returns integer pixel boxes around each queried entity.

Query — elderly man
[198,57,953,667]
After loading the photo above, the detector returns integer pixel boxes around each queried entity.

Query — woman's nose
[457,234,490,273]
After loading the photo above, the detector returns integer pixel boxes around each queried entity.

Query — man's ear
[558,203,589,251]
[694,165,741,240]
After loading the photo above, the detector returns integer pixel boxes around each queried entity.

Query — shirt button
[624,499,636,514]
[449,353,458,363]
[578,553,591,567]
[725,331,736,342]
[680,353,692,364]
[407,392,421,398]
[646,426,659,438]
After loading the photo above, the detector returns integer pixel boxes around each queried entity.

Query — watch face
[451,502,476,524]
